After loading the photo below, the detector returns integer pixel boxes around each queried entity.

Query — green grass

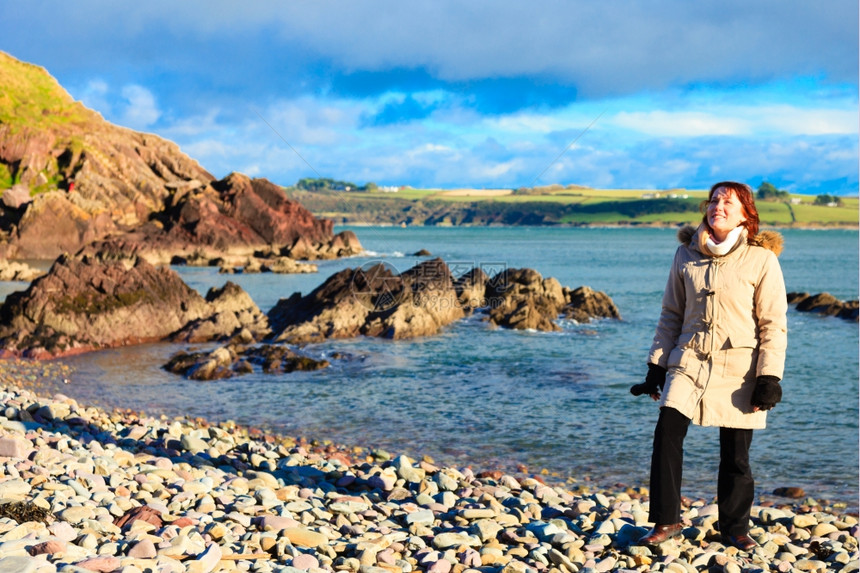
[0,163,15,190]
[0,51,94,133]
[755,201,795,225]
[791,200,859,225]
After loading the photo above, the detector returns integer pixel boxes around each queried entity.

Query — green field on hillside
[289,184,858,228]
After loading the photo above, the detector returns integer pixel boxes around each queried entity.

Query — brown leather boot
[639,523,684,545]
[722,534,757,551]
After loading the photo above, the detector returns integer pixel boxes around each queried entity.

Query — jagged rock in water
[282,229,363,261]
[170,281,270,343]
[0,251,269,357]
[454,267,490,312]
[268,260,619,340]
[561,286,621,323]
[485,268,566,331]
[788,291,859,322]
[164,343,329,380]
[0,253,210,357]
[268,258,464,342]
[482,268,620,331]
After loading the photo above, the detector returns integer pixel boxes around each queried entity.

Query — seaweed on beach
[0,501,54,524]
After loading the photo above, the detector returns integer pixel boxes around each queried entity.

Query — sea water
[12,227,859,503]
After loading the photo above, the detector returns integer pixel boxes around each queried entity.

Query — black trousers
[648,406,754,537]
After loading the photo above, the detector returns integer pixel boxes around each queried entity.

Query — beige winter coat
[648,224,787,429]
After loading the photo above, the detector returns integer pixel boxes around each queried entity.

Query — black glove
[751,375,782,411]
[631,364,667,396]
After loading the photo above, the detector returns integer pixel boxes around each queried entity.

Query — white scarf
[705,225,744,256]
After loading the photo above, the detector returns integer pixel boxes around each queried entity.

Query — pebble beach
[0,360,857,573]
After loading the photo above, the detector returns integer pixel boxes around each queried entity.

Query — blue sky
[3,1,858,194]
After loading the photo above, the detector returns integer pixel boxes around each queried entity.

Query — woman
[630,181,787,551]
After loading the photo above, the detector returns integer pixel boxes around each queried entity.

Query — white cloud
[753,106,857,135]
[119,85,161,129]
[263,97,361,146]
[611,105,858,138]
[469,160,519,180]
[407,143,458,158]
[613,111,748,137]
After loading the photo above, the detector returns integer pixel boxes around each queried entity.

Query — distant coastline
[339,220,858,230]
[289,186,859,229]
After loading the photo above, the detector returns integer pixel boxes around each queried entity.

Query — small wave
[357,250,406,258]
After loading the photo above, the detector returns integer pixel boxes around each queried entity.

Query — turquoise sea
[4,227,858,505]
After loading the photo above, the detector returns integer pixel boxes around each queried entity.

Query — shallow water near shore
[15,227,859,505]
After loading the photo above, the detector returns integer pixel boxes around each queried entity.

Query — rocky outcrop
[164,343,330,381]
[165,230,361,274]
[454,267,489,311]
[268,260,620,341]
[169,282,270,343]
[485,268,566,331]
[788,292,858,321]
[0,50,214,258]
[15,174,362,264]
[562,286,621,323]
[150,174,335,258]
[482,268,620,331]
[0,53,360,263]
[0,253,267,357]
[8,191,119,259]
[281,229,364,261]
[218,256,318,275]
[269,258,465,343]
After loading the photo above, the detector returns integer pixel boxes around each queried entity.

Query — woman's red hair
[700,181,759,238]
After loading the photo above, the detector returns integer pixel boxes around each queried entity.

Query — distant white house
[643,191,689,199]
[790,198,802,205]
[379,185,400,193]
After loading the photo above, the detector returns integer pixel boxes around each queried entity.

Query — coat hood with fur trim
[677,224,784,257]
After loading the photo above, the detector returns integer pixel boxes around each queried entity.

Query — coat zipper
[709,259,720,359]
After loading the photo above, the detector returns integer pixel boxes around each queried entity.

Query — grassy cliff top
[0,51,96,132]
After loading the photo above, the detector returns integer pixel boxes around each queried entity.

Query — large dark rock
[788,291,859,322]
[269,258,465,342]
[164,343,330,381]
[282,229,364,261]
[0,253,267,357]
[454,267,489,311]
[170,282,270,343]
[483,268,620,331]
[65,176,362,266]
[9,192,119,260]
[562,286,621,323]
[268,260,620,341]
[796,292,842,314]
[485,268,566,331]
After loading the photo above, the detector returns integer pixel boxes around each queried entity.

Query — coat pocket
[723,336,758,379]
